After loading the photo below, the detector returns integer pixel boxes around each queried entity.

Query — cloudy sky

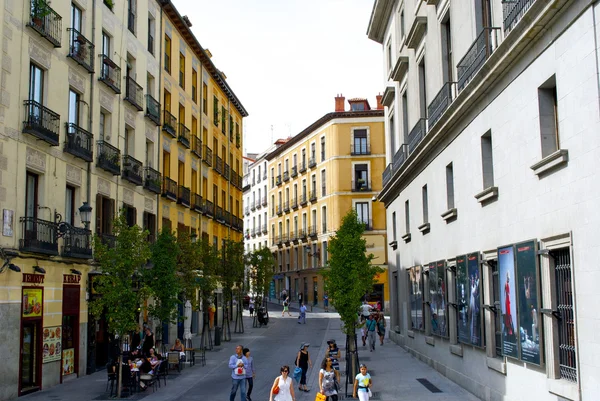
[171,0,383,156]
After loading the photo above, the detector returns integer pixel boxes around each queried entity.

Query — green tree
[176,231,202,309]
[89,212,151,397]
[247,247,275,308]
[197,238,220,348]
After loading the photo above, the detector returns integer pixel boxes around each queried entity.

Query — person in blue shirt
[243,348,256,401]
[228,344,249,401]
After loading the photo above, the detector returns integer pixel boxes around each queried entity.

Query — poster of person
[499,245,519,358]
[455,255,470,344]
[428,262,439,335]
[42,326,62,363]
[408,266,423,331]
[516,240,541,364]
[3,209,13,236]
[22,288,43,318]
[63,348,75,376]
[408,267,417,329]
[436,260,448,337]
[467,253,482,347]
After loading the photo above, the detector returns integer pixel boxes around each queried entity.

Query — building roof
[265,109,384,160]
[161,1,249,117]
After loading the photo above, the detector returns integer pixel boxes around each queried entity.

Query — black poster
[436,260,447,337]
[466,253,482,347]
[414,265,423,331]
[456,255,469,344]
[499,245,519,358]
[516,240,541,365]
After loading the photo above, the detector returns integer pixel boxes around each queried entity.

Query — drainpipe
[87,0,96,225]
[158,3,164,237]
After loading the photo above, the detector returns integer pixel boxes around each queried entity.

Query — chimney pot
[376,94,383,110]
[335,94,345,112]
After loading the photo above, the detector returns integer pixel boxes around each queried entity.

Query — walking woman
[243,348,255,401]
[318,357,341,401]
[327,340,341,372]
[269,365,296,401]
[376,310,386,345]
[295,343,312,392]
[353,363,373,401]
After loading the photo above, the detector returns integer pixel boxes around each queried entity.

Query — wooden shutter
[95,193,103,234]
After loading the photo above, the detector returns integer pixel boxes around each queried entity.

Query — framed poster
[466,252,483,347]
[62,348,75,376]
[516,240,542,365]
[3,209,13,236]
[428,262,438,335]
[436,260,448,337]
[498,245,519,358]
[408,267,416,330]
[22,288,43,318]
[455,255,469,344]
[408,266,423,331]
[42,326,62,363]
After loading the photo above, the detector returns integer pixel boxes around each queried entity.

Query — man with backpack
[365,314,377,352]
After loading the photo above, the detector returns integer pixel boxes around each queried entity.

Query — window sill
[474,186,498,204]
[418,222,430,234]
[547,378,579,400]
[425,336,435,346]
[389,240,398,250]
[450,344,463,357]
[401,233,411,243]
[486,356,506,375]
[530,149,568,177]
[441,208,457,222]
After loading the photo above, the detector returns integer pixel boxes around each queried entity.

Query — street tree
[220,239,245,339]
[247,247,275,308]
[197,238,220,348]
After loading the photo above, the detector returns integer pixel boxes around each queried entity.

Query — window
[164,35,171,73]
[422,185,428,224]
[392,212,397,242]
[202,83,208,114]
[221,106,226,134]
[400,10,405,40]
[179,53,185,89]
[553,248,577,382]
[102,31,111,57]
[310,143,315,160]
[441,15,453,83]
[127,0,136,35]
[538,77,560,158]
[99,111,107,141]
[147,15,155,55]
[271,167,274,187]
[322,206,327,233]
[320,136,325,161]
[123,204,136,227]
[356,202,369,228]
[322,241,328,265]
[191,69,198,103]
[71,4,82,31]
[143,212,156,242]
[96,194,115,235]
[404,200,410,234]
[402,91,409,142]
[481,131,494,189]
[321,170,326,196]
[25,172,39,220]
[301,149,306,166]
[213,96,219,125]
[354,164,368,191]
[418,59,427,118]
[29,63,44,104]
[446,163,454,210]
[68,89,80,126]
[354,129,368,155]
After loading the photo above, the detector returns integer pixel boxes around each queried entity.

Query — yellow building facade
[160,3,246,248]
[266,96,388,309]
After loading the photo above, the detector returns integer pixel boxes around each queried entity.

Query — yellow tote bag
[315,393,327,401]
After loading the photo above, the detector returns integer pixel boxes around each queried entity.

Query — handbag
[315,393,327,401]
[272,377,280,394]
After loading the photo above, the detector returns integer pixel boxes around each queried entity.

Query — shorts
[283,305,289,311]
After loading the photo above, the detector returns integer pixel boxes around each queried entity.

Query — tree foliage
[89,212,151,337]
[176,231,202,309]
[322,210,383,335]
[247,247,275,306]
[197,238,220,311]
[220,239,246,304]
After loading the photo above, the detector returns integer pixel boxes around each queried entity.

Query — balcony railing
[256,197,262,209]
[275,175,282,186]
[503,0,536,34]
[291,198,298,209]
[283,201,290,213]
[224,163,230,181]
[178,123,190,148]
[61,225,92,259]
[192,193,203,213]
[162,110,177,137]
[96,140,121,175]
[215,206,224,223]
[124,76,144,111]
[238,175,243,189]
[144,166,161,194]
[408,118,427,154]
[359,219,374,231]
[251,228,256,238]
[351,143,371,155]
[299,161,307,173]
[145,94,161,126]
[204,200,215,217]
[23,100,60,146]
[393,144,409,172]
[98,233,116,249]
[262,224,268,234]
[245,206,250,215]
[309,190,317,202]
[457,27,500,92]
[250,201,256,211]
[298,229,307,240]
[203,145,213,167]
[262,196,267,206]
[20,217,58,255]
[300,193,308,205]
[382,164,392,188]
[122,155,143,186]
[99,55,121,93]
[162,176,177,201]
[27,0,62,47]
[291,166,298,177]
[282,234,290,245]
[322,224,328,234]
[64,123,93,162]
[308,157,316,168]
[67,28,94,73]
[308,225,318,237]
[276,205,283,215]
[191,135,202,158]
[352,179,371,192]
[224,211,231,226]
[178,185,191,207]
[428,82,457,129]
[283,171,290,181]
[214,156,223,175]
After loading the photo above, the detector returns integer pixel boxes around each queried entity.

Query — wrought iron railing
[262,225,268,234]
[352,179,371,192]
[122,155,143,186]
[276,175,282,186]
[298,229,307,240]
[351,143,371,155]
[99,233,116,248]
[382,164,392,188]
[283,171,290,181]
[177,185,191,207]
[224,163,230,181]
[162,176,177,201]
[291,166,298,177]
[457,27,500,92]
[204,200,215,217]
[20,217,58,255]
[503,0,536,34]
[393,144,409,172]
[64,123,93,162]
[308,157,316,168]
[309,190,317,202]
[262,196,267,206]
[291,198,298,209]
[178,123,190,148]
[300,193,307,205]
[203,145,213,166]
[308,226,318,237]
[554,248,577,383]
[215,206,224,222]
[125,76,144,111]
[283,201,290,213]
[23,100,60,146]
[27,0,62,47]
[428,82,456,129]
[96,140,121,175]
[67,28,94,72]
[99,54,121,93]
[145,94,160,125]
[250,201,256,211]
[192,193,203,213]
[162,110,177,137]
[299,161,307,173]
[408,119,427,154]
[276,204,283,215]
[191,135,202,158]
[214,156,223,174]
[144,167,161,194]
[62,225,92,259]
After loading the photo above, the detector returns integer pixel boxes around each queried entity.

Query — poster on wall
[467,253,483,347]
[42,326,62,363]
[22,288,43,318]
[516,240,542,365]
[455,255,469,344]
[63,348,75,375]
[436,260,448,337]
[408,266,423,331]
[428,262,439,335]
[408,267,416,330]
[499,245,519,358]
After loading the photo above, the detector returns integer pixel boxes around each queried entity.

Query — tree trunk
[117,338,123,398]
[344,329,359,397]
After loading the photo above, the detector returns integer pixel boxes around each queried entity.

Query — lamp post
[79,202,92,230]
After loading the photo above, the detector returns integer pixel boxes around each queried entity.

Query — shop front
[19,277,44,396]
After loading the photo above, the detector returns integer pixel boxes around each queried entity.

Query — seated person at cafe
[171,338,184,352]
[140,348,160,375]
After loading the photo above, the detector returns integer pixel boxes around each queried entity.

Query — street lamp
[79,202,92,229]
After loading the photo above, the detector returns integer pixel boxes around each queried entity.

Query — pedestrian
[141,327,154,356]
[353,363,373,401]
[327,340,340,372]
[249,299,255,317]
[295,342,312,392]
[298,303,307,324]
[282,297,292,317]
[323,293,329,312]
[298,292,303,308]
[243,348,255,401]
[228,344,248,401]
[319,357,341,401]
[376,310,386,345]
[269,365,296,401]
[359,300,372,322]
[365,314,377,352]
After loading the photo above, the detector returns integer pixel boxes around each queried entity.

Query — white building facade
[243,154,270,254]
[368,0,600,400]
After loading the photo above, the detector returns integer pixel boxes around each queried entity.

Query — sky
[171,0,383,156]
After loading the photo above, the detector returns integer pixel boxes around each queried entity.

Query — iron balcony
[27,0,62,47]
[23,100,60,146]
[64,123,93,162]
[124,76,144,111]
[178,123,190,148]
[177,185,191,208]
[144,167,161,194]
[162,176,177,202]
[99,55,121,94]
[96,140,121,175]
[122,155,143,186]
[162,110,177,137]
[67,28,94,73]
[145,94,161,126]
[20,217,58,255]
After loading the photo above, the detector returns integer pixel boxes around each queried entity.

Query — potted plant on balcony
[103,0,114,11]
[31,0,52,28]
[357,178,366,190]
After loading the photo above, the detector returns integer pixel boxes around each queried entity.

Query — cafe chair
[105,363,117,396]
[156,360,168,387]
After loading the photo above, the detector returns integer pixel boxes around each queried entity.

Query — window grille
[554,248,577,382]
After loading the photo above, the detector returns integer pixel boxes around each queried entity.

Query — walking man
[298,303,307,324]
[365,314,377,352]
[323,293,329,312]
[243,348,255,401]
[228,344,248,401]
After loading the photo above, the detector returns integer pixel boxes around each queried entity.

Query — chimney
[182,16,193,27]
[376,93,383,110]
[334,94,345,112]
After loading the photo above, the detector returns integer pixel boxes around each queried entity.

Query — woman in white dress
[269,365,296,401]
